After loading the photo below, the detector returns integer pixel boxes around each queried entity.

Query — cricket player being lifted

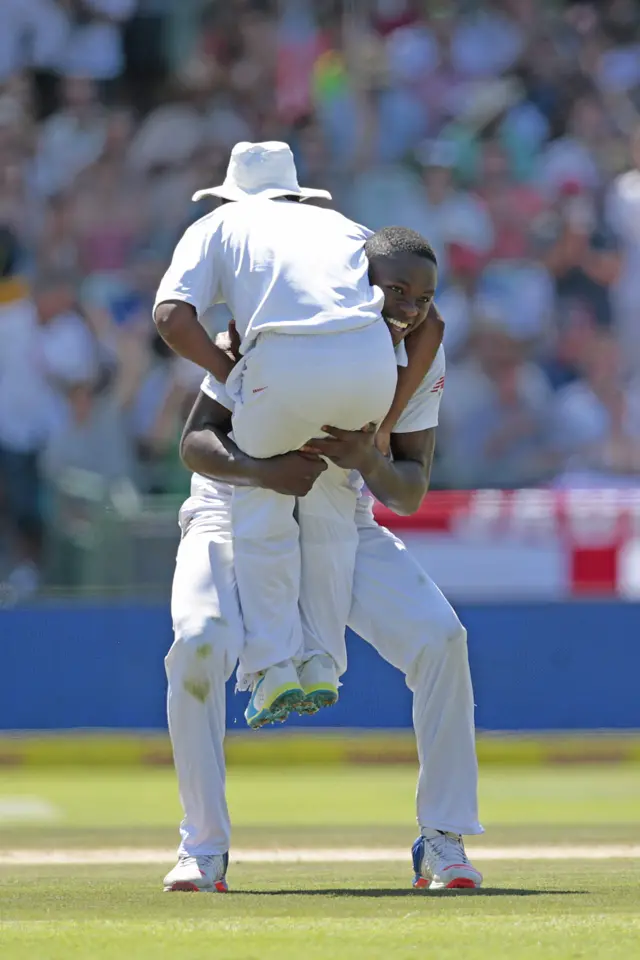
[162,225,483,893]
[154,142,442,729]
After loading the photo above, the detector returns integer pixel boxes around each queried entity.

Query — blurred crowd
[3,0,640,594]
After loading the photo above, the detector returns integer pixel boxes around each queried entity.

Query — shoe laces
[424,831,469,866]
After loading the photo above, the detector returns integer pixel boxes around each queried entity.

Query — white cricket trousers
[166,493,482,857]
[226,322,398,682]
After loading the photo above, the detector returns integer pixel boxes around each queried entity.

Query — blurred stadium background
[1,0,639,861]
[2,4,640,957]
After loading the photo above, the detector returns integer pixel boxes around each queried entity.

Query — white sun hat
[192,141,332,203]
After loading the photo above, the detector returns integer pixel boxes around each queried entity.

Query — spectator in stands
[450,0,524,79]
[475,138,547,262]
[293,117,343,210]
[537,93,608,198]
[0,257,101,598]
[435,242,482,361]
[0,229,48,598]
[536,182,621,330]
[129,338,200,495]
[35,75,107,197]
[70,122,150,308]
[63,0,137,86]
[438,312,556,488]
[0,0,70,86]
[607,126,640,374]
[411,138,494,280]
[3,0,640,591]
[552,329,640,487]
[37,193,81,276]
[41,350,136,493]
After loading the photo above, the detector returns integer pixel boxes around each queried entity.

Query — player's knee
[449,623,469,662]
[405,615,467,683]
[420,608,466,656]
[166,614,240,684]
[437,617,468,659]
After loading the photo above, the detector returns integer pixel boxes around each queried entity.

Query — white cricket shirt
[154,198,384,353]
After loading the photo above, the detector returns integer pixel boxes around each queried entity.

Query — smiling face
[369,251,438,346]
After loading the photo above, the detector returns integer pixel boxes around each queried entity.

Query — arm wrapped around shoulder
[376,303,445,454]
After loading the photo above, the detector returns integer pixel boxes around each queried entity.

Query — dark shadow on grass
[235,887,584,898]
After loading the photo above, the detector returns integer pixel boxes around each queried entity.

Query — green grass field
[1,764,639,959]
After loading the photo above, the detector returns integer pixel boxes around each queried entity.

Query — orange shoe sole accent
[167,879,229,893]
[413,875,481,890]
[445,877,478,889]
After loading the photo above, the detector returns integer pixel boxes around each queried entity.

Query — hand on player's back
[214,319,242,364]
[228,320,242,361]
[301,423,378,472]
[257,451,328,497]
[375,430,391,457]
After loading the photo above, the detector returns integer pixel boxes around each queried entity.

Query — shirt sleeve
[154,217,222,318]
[200,373,234,412]
[346,215,374,241]
[393,345,446,434]
[355,223,374,240]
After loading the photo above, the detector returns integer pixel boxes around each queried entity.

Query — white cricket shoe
[244,660,305,729]
[163,853,229,892]
[296,654,339,715]
[412,830,483,890]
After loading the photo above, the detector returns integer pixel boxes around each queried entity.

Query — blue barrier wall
[1,601,639,731]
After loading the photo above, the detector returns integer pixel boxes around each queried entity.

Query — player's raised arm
[363,227,441,454]
[377,302,444,451]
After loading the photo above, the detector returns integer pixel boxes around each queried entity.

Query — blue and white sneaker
[296,654,339,715]
[163,853,229,892]
[245,660,305,729]
[412,830,483,890]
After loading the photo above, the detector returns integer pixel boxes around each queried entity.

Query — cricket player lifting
[154,142,443,729]
[163,227,483,893]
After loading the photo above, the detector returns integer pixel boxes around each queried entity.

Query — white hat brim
[192,185,332,203]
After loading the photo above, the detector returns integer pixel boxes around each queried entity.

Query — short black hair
[365,226,438,268]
